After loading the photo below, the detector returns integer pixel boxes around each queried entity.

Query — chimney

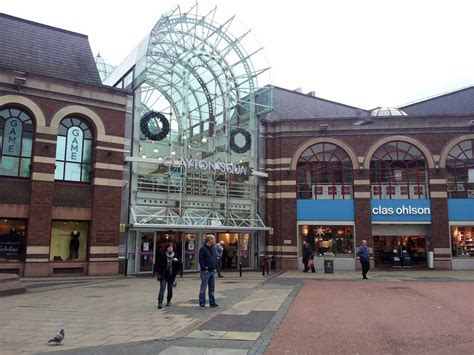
[294,87,302,93]
[307,91,315,96]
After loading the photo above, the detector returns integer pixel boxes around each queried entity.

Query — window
[0,219,27,261]
[446,140,474,198]
[50,221,88,262]
[451,226,474,257]
[0,107,34,177]
[300,224,354,258]
[370,141,428,199]
[296,143,353,199]
[55,117,93,182]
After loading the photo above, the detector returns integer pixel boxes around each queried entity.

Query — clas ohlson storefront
[297,199,434,270]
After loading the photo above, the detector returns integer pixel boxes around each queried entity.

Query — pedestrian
[198,234,219,309]
[357,240,370,279]
[302,241,316,273]
[215,240,225,277]
[154,242,180,309]
[226,243,236,268]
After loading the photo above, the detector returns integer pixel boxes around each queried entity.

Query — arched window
[296,143,353,200]
[0,107,34,177]
[55,117,93,182]
[446,139,474,198]
[370,141,428,199]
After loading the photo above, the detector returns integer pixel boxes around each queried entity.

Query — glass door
[184,233,198,270]
[138,232,155,273]
[239,233,251,268]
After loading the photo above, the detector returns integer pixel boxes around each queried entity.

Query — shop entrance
[216,233,253,269]
[373,235,427,268]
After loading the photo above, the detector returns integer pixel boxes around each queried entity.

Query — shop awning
[130,206,269,231]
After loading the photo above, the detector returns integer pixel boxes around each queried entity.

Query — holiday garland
[230,127,251,154]
[140,111,170,141]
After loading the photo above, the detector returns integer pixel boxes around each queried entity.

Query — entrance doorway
[138,232,154,272]
[373,235,427,267]
[216,233,253,269]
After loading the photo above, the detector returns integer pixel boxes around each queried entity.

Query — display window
[451,226,474,257]
[300,225,354,257]
[373,235,427,265]
[0,219,27,261]
[49,221,88,261]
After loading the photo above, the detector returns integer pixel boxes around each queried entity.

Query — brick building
[0,14,128,276]
[264,86,474,271]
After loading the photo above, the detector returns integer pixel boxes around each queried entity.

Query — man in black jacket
[198,234,219,309]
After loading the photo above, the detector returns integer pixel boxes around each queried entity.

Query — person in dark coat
[198,234,219,309]
[154,242,180,309]
[302,241,315,272]
[357,240,370,279]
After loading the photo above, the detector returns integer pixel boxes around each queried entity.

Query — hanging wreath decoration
[140,111,170,141]
[230,127,251,154]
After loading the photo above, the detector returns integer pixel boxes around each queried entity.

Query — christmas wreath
[140,111,170,141]
[230,127,251,154]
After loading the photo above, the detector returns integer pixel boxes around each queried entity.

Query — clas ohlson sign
[371,199,432,222]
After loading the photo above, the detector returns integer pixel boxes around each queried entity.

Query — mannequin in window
[69,230,80,260]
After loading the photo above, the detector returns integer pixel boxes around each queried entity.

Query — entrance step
[0,273,25,297]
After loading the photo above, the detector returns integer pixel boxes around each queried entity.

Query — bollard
[124,258,128,276]
[261,259,265,276]
[239,262,242,277]
[266,258,270,275]
[180,261,184,278]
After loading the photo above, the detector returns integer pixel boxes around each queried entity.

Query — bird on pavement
[48,329,65,345]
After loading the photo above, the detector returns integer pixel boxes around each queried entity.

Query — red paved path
[266,281,474,354]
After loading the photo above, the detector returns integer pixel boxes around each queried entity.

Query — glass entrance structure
[106,4,272,273]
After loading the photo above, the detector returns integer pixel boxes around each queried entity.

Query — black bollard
[239,262,242,277]
[180,261,183,278]
[262,259,265,276]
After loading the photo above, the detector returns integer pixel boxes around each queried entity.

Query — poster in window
[469,169,474,183]
[3,118,22,156]
[66,127,83,162]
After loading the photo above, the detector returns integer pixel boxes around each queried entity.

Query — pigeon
[48,329,65,345]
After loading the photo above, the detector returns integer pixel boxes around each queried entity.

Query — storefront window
[370,141,428,199]
[446,140,474,199]
[296,143,353,200]
[0,219,26,261]
[0,107,34,177]
[451,226,474,257]
[300,225,354,257]
[50,221,88,261]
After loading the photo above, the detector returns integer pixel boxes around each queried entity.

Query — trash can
[324,253,334,274]
[427,251,434,269]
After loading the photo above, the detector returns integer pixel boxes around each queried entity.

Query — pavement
[0,270,473,354]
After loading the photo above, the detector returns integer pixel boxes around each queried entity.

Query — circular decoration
[140,111,170,141]
[230,127,251,154]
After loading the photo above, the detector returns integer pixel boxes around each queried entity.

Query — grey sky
[2,0,474,109]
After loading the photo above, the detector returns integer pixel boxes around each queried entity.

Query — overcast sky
[2,0,474,109]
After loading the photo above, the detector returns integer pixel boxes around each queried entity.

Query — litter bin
[427,251,434,269]
[324,253,334,274]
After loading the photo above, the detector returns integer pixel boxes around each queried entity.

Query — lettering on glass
[2,118,22,155]
[66,127,83,162]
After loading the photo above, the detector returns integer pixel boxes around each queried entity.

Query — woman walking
[154,242,180,309]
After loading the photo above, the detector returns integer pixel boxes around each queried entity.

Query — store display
[451,226,474,257]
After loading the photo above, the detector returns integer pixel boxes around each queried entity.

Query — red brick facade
[0,68,128,276]
[264,111,474,270]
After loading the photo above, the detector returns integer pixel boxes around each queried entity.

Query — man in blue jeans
[198,234,219,309]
